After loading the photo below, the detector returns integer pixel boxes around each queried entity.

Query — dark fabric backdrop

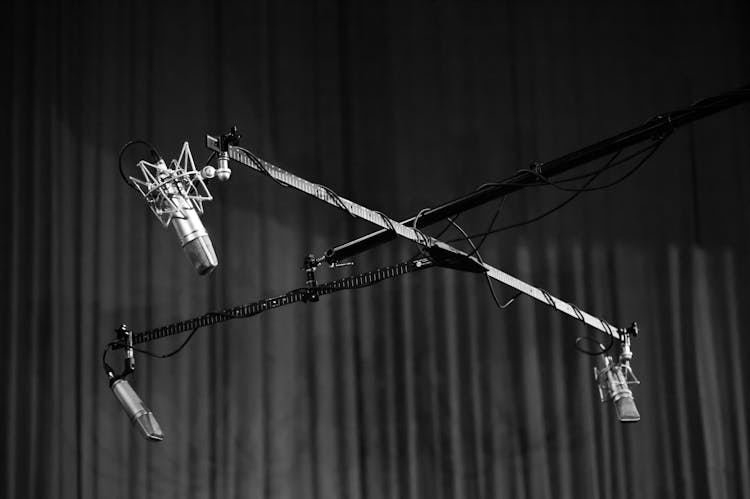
[2,0,749,497]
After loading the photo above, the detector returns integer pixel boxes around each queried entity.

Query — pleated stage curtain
[1,0,749,498]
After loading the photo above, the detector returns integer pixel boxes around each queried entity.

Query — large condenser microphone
[596,357,641,422]
[129,142,218,275]
[110,378,165,441]
[594,333,641,422]
[165,182,218,275]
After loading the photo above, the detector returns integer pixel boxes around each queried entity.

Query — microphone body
[110,378,164,441]
[595,355,641,423]
[166,187,218,275]
[129,143,218,275]
[216,152,231,181]
[604,363,640,422]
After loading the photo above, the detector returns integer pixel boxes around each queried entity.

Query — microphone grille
[134,411,165,441]
[183,235,218,275]
[613,395,641,423]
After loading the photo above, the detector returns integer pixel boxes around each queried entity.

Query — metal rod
[323,84,750,264]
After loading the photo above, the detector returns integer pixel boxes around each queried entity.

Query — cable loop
[375,210,397,233]
[412,208,433,248]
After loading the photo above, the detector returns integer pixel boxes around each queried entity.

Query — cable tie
[374,210,397,233]
[570,303,586,322]
[539,288,556,308]
[320,185,355,217]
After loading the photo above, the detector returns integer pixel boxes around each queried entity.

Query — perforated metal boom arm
[206,135,631,341]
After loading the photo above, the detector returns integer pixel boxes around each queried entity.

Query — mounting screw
[628,322,639,337]
[115,324,129,341]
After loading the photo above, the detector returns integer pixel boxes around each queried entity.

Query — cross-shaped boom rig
[106,83,750,439]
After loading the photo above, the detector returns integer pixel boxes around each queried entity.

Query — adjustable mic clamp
[216,126,241,181]
[108,324,135,382]
[302,254,320,302]
[623,321,639,337]
[619,322,638,364]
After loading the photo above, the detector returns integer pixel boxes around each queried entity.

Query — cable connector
[115,324,135,380]
[329,260,354,268]
[302,254,320,302]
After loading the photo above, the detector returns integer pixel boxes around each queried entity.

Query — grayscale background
[1,0,749,497]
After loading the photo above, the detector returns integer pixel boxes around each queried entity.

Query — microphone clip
[129,142,214,227]
[302,254,321,303]
[594,354,640,403]
[216,126,241,181]
[107,324,136,384]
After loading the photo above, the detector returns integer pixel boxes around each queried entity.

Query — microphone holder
[303,254,320,302]
[105,324,136,382]
[216,126,240,181]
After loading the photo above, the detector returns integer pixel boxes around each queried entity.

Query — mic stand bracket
[422,245,487,273]
[107,324,136,383]
[302,254,320,302]
[218,126,241,152]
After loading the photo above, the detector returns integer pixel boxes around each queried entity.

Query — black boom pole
[323,84,750,264]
